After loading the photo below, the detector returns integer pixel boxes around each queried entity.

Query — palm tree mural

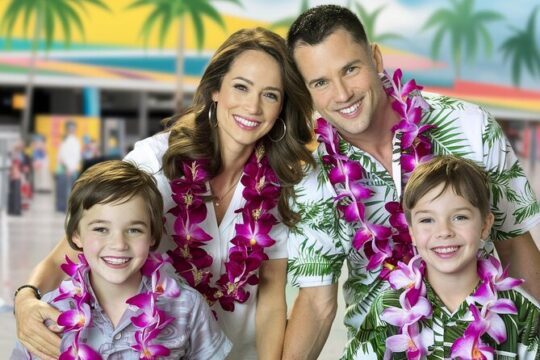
[0,0,110,141]
[128,0,242,111]
[270,0,309,31]
[500,6,540,88]
[350,2,401,44]
[422,0,503,79]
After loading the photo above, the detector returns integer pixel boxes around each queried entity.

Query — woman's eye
[233,84,248,91]
[313,79,327,88]
[264,92,279,101]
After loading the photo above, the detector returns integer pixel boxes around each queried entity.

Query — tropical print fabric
[350,282,540,359]
[287,92,540,359]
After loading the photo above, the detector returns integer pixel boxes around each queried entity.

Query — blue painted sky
[216,0,540,90]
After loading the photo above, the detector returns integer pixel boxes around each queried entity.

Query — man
[282,5,540,359]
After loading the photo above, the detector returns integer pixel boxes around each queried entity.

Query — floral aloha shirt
[287,92,540,359]
[353,282,540,360]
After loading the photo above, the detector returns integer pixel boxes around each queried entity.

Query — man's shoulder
[422,92,489,119]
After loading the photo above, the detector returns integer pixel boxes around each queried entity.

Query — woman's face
[212,49,284,151]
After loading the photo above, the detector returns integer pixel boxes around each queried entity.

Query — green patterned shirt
[351,283,540,359]
[287,93,540,359]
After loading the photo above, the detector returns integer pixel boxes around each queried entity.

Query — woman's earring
[269,118,286,142]
[208,102,218,128]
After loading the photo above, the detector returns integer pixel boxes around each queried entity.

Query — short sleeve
[287,165,348,288]
[479,111,540,240]
[187,290,232,359]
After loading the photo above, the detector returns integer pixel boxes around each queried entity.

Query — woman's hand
[15,288,62,360]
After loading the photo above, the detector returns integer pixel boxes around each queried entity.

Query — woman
[14,27,314,359]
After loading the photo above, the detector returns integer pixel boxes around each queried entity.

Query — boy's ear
[481,212,495,240]
[72,232,83,250]
[408,225,416,246]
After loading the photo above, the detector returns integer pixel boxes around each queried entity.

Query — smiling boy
[350,156,539,359]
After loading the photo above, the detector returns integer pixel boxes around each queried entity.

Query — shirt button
[114,333,122,340]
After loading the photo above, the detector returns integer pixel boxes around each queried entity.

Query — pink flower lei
[54,252,181,360]
[382,254,523,359]
[168,144,280,313]
[315,69,433,278]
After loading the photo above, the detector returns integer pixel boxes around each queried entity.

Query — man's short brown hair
[65,160,164,251]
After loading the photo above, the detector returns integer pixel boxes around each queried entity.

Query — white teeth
[433,246,459,254]
[235,115,259,128]
[339,101,360,115]
[103,257,130,265]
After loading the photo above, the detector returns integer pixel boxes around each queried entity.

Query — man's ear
[370,43,384,73]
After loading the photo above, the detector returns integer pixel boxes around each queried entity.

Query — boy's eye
[418,218,433,224]
[92,227,108,233]
[127,228,144,234]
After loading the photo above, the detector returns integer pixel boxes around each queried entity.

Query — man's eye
[128,228,144,234]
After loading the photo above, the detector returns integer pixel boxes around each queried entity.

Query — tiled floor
[0,158,538,359]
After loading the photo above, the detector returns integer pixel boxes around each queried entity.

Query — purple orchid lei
[382,254,523,359]
[315,69,433,278]
[54,252,181,360]
[168,144,280,313]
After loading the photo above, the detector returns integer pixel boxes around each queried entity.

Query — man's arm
[282,284,338,360]
[495,230,540,300]
[14,237,79,360]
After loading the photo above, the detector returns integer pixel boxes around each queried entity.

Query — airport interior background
[1,0,540,358]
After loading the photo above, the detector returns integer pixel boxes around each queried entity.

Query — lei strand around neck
[315,69,433,278]
[168,143,280,313]
[55,252,181,360]
[382,254,523,359]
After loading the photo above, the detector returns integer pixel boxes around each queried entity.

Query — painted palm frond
[422,0,503,78]
[426,110,472,158]
[352,2,402,44]
[1,0,109,49]
[500,6,540,87]
[128,0,241,49]
[270,0,309,30]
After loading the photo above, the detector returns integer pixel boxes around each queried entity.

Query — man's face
[293,28,386,143]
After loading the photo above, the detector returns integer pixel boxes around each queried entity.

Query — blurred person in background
[55,120,81,212]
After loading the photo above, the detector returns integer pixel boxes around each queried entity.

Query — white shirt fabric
[57,134,81,173]
[124,132,288,359]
